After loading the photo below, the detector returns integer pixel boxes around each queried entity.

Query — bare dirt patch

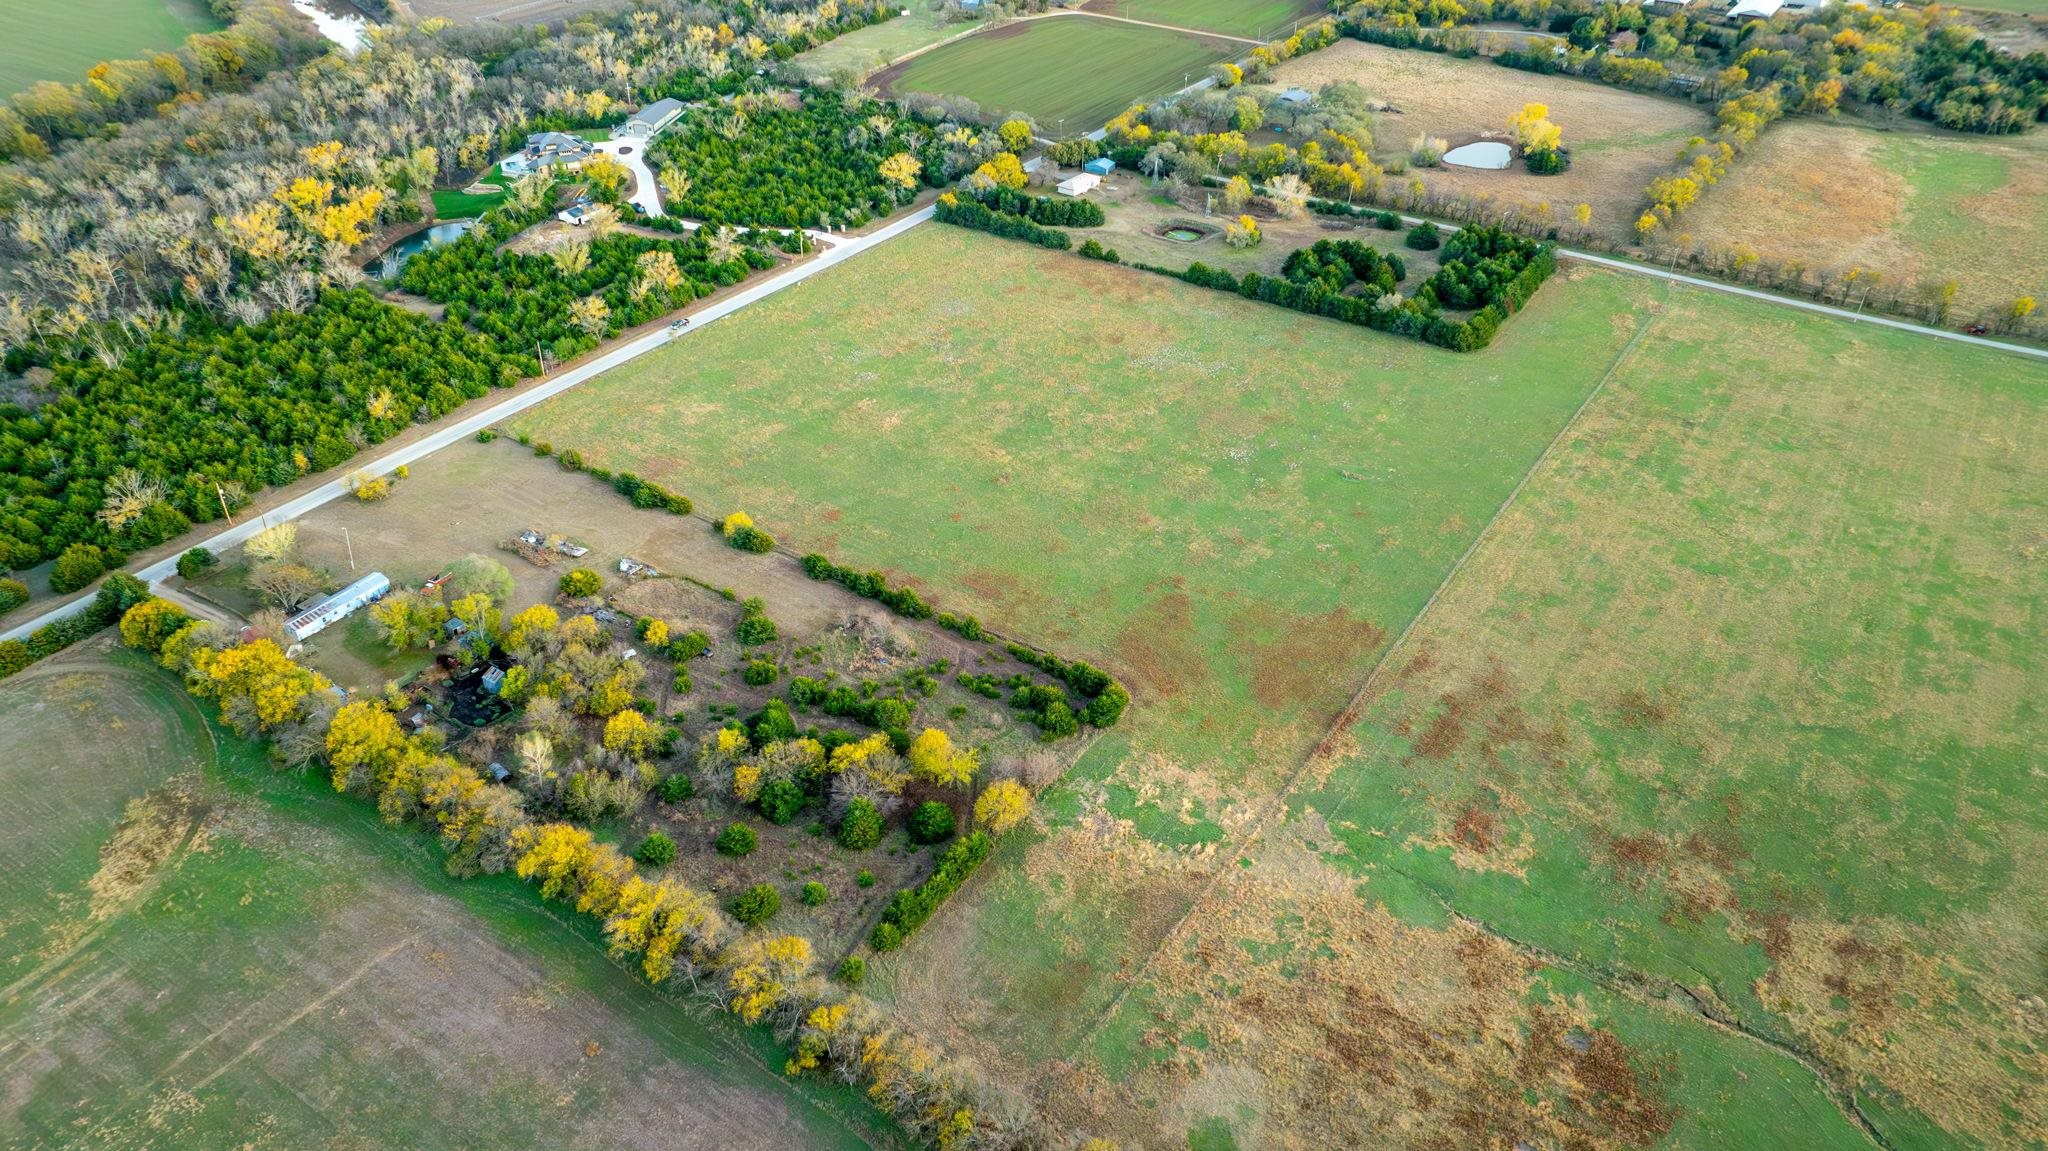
[1270,39,1712,241]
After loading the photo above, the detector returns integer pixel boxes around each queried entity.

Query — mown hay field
[1270,38,1713,244]
[499,222,2048,1148]
[793,4,960,80]
[873,15,1239,131]
[1083,0,1324,40]
[0,646,889,1151]
[1684,117,2048,317]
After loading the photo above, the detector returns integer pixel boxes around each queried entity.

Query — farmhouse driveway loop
[0,204,935,646]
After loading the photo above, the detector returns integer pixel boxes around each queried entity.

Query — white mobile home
[285,571,391,642]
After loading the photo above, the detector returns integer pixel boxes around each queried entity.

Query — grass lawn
[0,646,891,1150]
[1091,0,1325,39]
[794,5,960,78]
[1953,0,2048,11]
[0,0,220,97]
[1686,119,2048,317]
[431,164,511,219]
[512,222,2046,1149]
[875,15,1238,132]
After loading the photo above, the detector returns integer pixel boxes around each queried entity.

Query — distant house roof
[1726,0,1783,16]
[519,132,594,171]
[1277,87,1314,104]
[1055,172,1101,197]
[1083,157,1115,176]
[619,97,685,138]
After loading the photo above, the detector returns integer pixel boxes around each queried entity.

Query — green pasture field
[794,4,959,79]
[875,15,1237,132]
[0,646,890,1150]
[1091,0,1324,39]
[0,0,221,98]
[1954,0,2048,12]
[1281,282,2047,1150]
[511,223,2047,1149]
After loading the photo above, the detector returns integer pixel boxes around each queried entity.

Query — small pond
[291,0,371,53]
[1442,141,1513,170]
[367,219,474,280]
[1163,227,1204,242]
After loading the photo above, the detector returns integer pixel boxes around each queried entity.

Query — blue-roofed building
[1083,157,1114,176]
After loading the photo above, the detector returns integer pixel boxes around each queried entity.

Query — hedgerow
[932,194,1071,250]
[870,831,992,951]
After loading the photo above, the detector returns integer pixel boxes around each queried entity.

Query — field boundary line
[190,933,420,1090]
[1064,293,1665,1060]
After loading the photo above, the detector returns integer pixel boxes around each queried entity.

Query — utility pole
[344,526,356,573]
[216,483,235,526]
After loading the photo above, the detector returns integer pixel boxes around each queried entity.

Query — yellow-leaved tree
[972,151,1027,191]
[908,727,978,789]
[878,151,921,198]
[1507,103,1562,153]
[974,779,1031,833]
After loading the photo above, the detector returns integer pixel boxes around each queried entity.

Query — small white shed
[1056,173,1101,197]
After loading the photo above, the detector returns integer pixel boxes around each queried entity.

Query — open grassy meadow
[1684,118,2048,317]
[873,15,1238,132]
[510,222,2048,1150]
[0,0,222,98]
[1270,39,1714,243]
[794,5,961,80]
[1082,0,1324,40]
[0,645,891,1150]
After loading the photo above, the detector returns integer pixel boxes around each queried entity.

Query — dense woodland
[398,205,777,358]
[652,93,946,228]
[0,291,519,569]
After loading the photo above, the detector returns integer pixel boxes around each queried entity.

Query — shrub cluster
[1005,643,1130,728]
[1281,239,1406,297]
[870,831,991,951]
[552,454,692,515]
[790,675,914,735]
[1078,239,1121,263]
[0,572,151,681]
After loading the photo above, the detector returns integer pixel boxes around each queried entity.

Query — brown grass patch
[1115,588,1205,700]
[1066,836,1679,1151]
[1684,118,2048,314]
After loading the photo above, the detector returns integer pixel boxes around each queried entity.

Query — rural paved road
[0,204,936,646]
[1554,249,2048,361]
[1367,203,2048,362]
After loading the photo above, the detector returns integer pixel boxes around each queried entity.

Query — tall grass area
[0,0,222,97]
